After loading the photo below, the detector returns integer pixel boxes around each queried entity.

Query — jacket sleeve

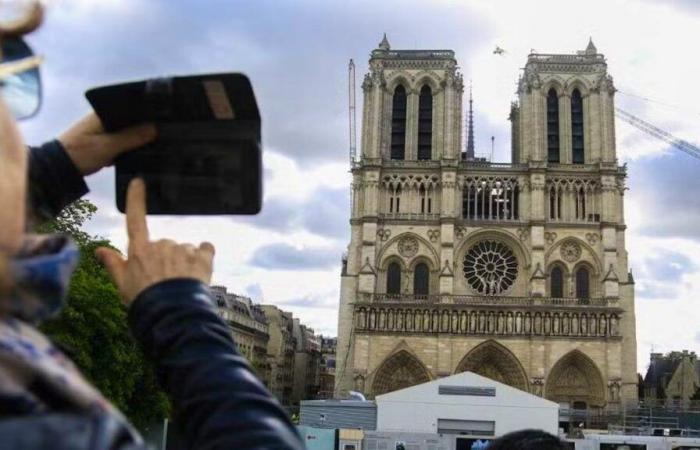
[27,140,89,222]
[128,278,305,450]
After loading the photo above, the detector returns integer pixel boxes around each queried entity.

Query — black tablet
[86,73,262,215]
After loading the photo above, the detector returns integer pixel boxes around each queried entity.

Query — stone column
[405,89,419,160]
[559,93,571,164]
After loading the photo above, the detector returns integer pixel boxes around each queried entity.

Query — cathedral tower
[336,37,637,418]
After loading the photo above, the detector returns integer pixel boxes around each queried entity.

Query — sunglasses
[0,1,43,120]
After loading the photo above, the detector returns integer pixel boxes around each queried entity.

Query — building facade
[262,304,297,407]
[335,36,638,414]
[212,286,270,383]
[643,351,700,409]
[318,336,337,399]
[291,319,321,408]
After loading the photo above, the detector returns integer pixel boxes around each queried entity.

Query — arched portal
[545,350,606,408]
[455,340,529,392]
[371,350,431,397]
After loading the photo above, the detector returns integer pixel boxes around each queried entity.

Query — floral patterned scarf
[0,234,126,420]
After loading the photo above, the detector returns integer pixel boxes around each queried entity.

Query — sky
[17,0,700,372]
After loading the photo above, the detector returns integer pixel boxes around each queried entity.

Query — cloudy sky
[19,0,700,372]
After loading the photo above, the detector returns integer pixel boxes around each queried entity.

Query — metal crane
[348,59,357,165]
[615,108,700,161]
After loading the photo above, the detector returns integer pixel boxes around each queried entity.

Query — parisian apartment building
[211,285,332,408]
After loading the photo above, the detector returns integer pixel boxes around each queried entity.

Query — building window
[547,89,560,163]
[462,178,519,221]
[571,89,584,164]
[389,186,402,213]
[463,240,518,295]
[413,263,429,296]
[551,265,564,298]
[391,85,407,160]
[549,186,562,220]
[417,85,432,160]
[387,262,402,295]
[575,266,590,299]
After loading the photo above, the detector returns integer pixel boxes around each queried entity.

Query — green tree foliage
[38,199,170,431]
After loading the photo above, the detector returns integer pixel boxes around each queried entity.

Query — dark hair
[487,429,568,450]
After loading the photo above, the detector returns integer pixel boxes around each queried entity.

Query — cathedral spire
[466,82,475,160]
[585,37,597,55]
[378,33,390,51]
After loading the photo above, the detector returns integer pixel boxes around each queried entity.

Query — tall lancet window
[390,85,407,160]
[575,266,590,299]
[417,85,433,160]
[571,89,585,164]
[413,263,429,296]
[547,89,560,163]
[550,265,564,298]
[387,262,402,295]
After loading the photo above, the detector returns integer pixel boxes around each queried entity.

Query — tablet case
[86,73,261,215]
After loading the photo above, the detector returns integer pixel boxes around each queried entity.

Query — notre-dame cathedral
[335,35,638,414]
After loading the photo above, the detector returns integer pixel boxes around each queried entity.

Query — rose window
[463,240,518,295]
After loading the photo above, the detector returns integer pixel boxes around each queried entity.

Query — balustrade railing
[360,293,617,308]
[378,212,440,220]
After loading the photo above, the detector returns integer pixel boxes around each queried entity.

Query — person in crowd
[486,429,569,450]
[0,99,305,449]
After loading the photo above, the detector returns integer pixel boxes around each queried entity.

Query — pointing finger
[126,178,149,251]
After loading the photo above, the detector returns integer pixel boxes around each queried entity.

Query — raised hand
[95,179,214,304]
[0,97,28,254]
[59,113,156,176]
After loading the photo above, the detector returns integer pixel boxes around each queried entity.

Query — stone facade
[212,286,270,384]
[335,37,638,413]
[261,305,296,406]
[291,319,321,408]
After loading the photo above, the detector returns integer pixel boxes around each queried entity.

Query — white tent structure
[375,371,558,439]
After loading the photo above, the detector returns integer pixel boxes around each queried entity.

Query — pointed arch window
[550,265,564,298]
[413,263,429,296]
[571,89,585,164]
[547,89,560,163]
[417,85,433,160]
[391,85,407,160]
[575,266,590,299]
[387,262,401,295]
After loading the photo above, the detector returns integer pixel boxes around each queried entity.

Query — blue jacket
[2,141,306,450]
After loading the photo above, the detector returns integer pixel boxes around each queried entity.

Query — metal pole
[161,418,168,450]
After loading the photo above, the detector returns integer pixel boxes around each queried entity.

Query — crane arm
[615,108,700,161]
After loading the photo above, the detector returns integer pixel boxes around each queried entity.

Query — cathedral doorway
[455,340,529,392]
[371,350,431,397]
[545,349,606,428]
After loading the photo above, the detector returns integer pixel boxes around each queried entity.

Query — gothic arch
[386,72,412,92]
[380,254,408,271]
[572,260,598,298]
[456,228,532,269]
[408,255,437,271]
[371,349,432,397]
[565,78,591,98]
[378,232,440,271]
[413,70,441,92]
[545,349,606,408]
[455,340,529,392]
[541,76,566,97]
[547,261,569,298]
[545,237,602,274]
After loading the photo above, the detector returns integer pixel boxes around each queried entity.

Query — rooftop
[370,33,455,60]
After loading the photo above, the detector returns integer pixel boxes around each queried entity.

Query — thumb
[95,247,127,289]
